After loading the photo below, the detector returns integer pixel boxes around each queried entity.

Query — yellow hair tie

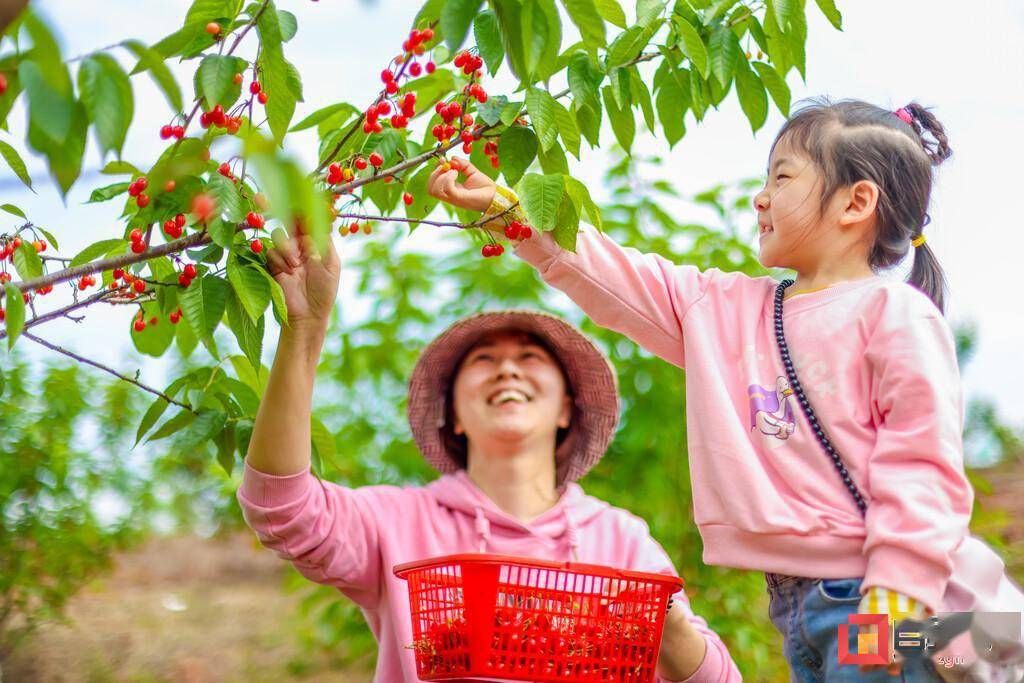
[911,234,927,248]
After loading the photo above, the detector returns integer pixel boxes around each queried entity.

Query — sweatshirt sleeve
[235,457,384,609]
[486,185,714,369]
[860,295,974,614]
[625,518,742,683]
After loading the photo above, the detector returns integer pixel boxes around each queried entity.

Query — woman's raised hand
[427,157,497,213]
[265,219,340,332]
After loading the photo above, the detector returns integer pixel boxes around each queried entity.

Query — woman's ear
[453,417,464,436]
[837,179,880,227]
[557,396,572,430]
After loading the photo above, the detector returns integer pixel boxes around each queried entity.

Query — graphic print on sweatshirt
[747,376,799,449]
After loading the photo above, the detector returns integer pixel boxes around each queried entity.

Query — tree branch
[21,332,195,412]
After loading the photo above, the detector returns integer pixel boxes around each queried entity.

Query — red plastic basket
[394,553,683,682]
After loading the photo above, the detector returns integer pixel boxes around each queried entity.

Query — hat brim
[407,310,620,487]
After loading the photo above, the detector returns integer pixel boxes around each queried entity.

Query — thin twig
[0,289,115,340]
[22,332,195,412]
[335,202,520,230]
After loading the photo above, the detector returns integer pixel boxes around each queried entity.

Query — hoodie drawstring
[564,508,580,562]
[474,505,491,553]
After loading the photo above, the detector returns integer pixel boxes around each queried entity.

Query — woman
[236,220,741,681]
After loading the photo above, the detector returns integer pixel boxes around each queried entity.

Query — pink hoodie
[237,458,741,682]
[512,223,974,614]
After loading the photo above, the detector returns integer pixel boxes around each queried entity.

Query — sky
[3,0,1023,438]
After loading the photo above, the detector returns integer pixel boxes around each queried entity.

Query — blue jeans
[765,573,946,682]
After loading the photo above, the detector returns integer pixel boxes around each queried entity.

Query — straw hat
[407,310,620,487]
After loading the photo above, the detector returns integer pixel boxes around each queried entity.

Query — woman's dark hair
[439,330,573,470]
[770,97,953,312]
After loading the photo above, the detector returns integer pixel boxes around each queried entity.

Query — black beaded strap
[773,279,868,516]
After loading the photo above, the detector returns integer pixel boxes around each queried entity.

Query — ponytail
[908,240,947,314]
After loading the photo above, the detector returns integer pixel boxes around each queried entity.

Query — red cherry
[425,61,436,74]
[183,264,197,279]
[136,193,150,208]
[148,316,158,326]
[178,273,191,287]
[170,311,181,324]
[218,162,232,177]
[191,193,216,223]
[391,114,408,128]
[133,279,146,293]
[257,91,268,104]
[205,22,220,35]
[431,124,444,139]
[133,319,146,332]
[112,268,124,280]
[409,62,422,77]
[385,81,398,95]
[172,125,185,139]
[175,213,187,228]
[520,226,533,239]
[482,244,493,258]
[160,125,173,139]
[0,73,7,95]
[381,69,394,83]
[164,180,176,192]
[129,228,143,242]
[136,177,148,191]
[233,72,243,85]
[354,157,367,170]
[454,52,467,68]
[403,192,413,206]
[505,223,520,239]
[249,81,262,94]
[462,142,473,154]
[376,101,391,117]
[421,28,434,41]
[369,152,383,167]
[250,239,263,253]
[246,211,265,229]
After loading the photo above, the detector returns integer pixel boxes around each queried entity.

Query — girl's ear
[557,396,572,430]
[837,179,880,227]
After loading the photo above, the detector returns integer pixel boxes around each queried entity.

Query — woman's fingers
[265,248,291,277]
[271,227,301,268]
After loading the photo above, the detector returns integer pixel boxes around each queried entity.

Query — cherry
[175,213,187,228]
[421,27,434,41]
[425,61,436,74]
[403,192,413,206]
[257,91,268,104]
[169,310,181,324]
[250,238,263,253]
[191,193,216,223]
[129,228,143,242]
[482,244,493,257]
[409,62,422,77]
[376,101,392,116]
[172,125,185,139]
[246,211,264,229]
[112,268,125,280]
[178,273,191,287]
[505,223,520,239]
[391,114,408,128]
[381,69,394,83]
[211,105,226,127]
[233,72,243,85]
[354,157,367,171]
[349,223,359,234]
[369,152,383,167]
[165,180,176,192]
[136,193,150,208]
[218,162,232,177]
[454,51,468,68]
[520,226,533,238]
[160,125,173,139]
[205,22,220,35]
[200,112,212,129]
[385,81,399,95]
[462,142,472,154]
[0,73,6,95]
[183,264,197,279]
[133,279,146,293]
[249,80,262,94]
[226,117,241,134]
[133,319,146,332]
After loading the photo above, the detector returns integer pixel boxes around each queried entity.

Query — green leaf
[88,182,132,204]
[78,54,133,157]
[225,288,264,371]
[537,140,568,174]
[516,173,564,231]
[70,239,127,268]
[130,300,175,357]
[524,87,559,152]
[13,242,42,280]
[277,9,298,41]
[564,175,603,231]
[207,217,237,250]
[629,67,655,133]
[561,0,606,51]
[673,15,709,78]
[256,2,297,145]
[813,0,842,29]
[476,95,509,126]
[575,100,602,147]
[593,0,627,28]
[785,7,808,80]
[656,69,688,146]
[121,40,183,113]
[442,0,484,52]
[178,409,227,454]
[708,23,740,86]
[553,101,581,159]
[197,54,246,110]
[207,174,245,225]
[773,0,796,29]
[289,102,357,133]
[567,53,604,110]
[310,415,337,470]
[752,61,790,116]
[734,58,767,132]
[227,255,271,321]
[4,283,25,350]
[498,125,538,187]
[100,160,143,176]
[473,10,505,75]
[606,26,647,68]
[636,0,666,26]
[215,423,238,475]
[185,0,243,25]
[602,85,634,152]
[178,274,228,341]
[0,139,32,190]
[136,395,172,448]
[147,409,197,442]
[0,204,25,219]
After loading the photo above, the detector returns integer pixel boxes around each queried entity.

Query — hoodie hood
[424,470,609,561]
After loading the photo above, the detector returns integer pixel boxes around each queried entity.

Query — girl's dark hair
[439,330,574,470]
[770,97,953,312]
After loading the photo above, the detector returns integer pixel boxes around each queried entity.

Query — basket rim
[392,552,684,589]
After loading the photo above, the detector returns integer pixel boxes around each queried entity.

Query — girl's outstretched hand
[265,219,340,333]
[427,157,497,213]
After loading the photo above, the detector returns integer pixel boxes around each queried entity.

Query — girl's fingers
[452,156,481,178]
[265,248,291,276]
[271,227,301,268]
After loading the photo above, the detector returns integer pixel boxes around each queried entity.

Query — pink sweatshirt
[512,224,974,614]
[237,459,741,682]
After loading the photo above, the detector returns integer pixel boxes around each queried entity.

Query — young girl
[429,98,979,681]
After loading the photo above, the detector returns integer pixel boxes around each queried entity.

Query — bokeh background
[1,1,1022,681]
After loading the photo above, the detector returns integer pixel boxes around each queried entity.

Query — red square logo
[837,613,890,665]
